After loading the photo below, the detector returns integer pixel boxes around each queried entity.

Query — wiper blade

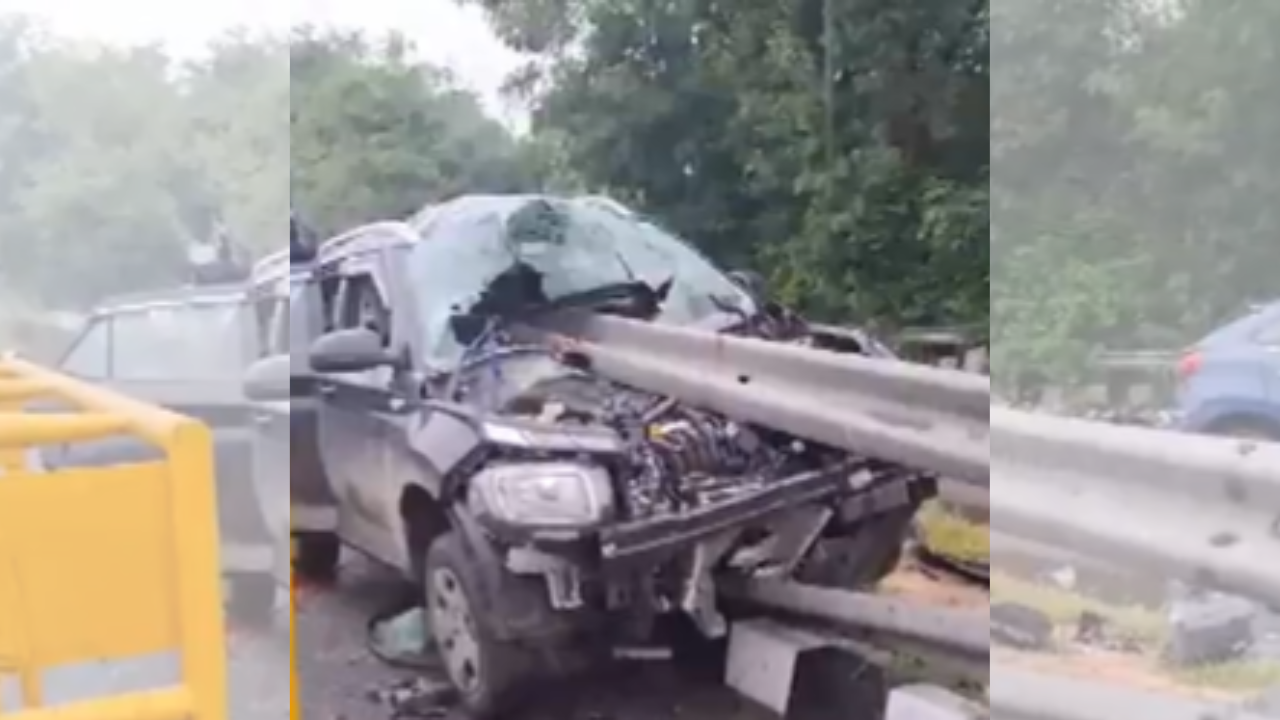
[540,280,665,316]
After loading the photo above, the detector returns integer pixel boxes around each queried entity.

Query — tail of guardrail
[0,358,227,720]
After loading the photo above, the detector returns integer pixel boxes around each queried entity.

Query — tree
[990,0,1280,382]
[466,0,990,330]
[289,28,532,235]
[0,22,533,309]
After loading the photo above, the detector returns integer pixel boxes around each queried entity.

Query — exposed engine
[507,371,835,523]
[608,394,790,517]
[631,406,765,510]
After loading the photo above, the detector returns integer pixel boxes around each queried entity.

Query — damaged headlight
[467,462,615,528]
[481,421,624,453]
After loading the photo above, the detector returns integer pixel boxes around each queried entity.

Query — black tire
[795,509,914,589]
[1208,418,1280,442]
[292,532,341,582]
[425,532,536,718]
[226,572,277,627]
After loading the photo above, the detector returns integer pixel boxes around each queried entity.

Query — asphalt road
[296,556,774,720]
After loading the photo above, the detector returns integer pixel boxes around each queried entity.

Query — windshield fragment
[407,195,754,368]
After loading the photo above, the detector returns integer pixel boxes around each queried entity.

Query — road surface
[2,558,764,719]
[296,556,773,719]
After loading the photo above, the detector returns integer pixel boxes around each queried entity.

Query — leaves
[465,0,990,330]
[0,24,531,309]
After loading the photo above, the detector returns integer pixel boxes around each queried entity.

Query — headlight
[467,462,615,528]
[480,422,623,453]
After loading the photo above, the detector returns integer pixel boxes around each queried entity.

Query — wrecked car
[266,195,934,716]
[49,279,281,622]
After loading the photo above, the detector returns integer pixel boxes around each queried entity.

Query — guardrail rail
[543,315,1280,720]
[0,358,227,720]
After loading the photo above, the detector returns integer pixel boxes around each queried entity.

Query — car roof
[91,284,246,317]
[252,249,290,283]
[315,221,419,266]
[1200,299,1280,346]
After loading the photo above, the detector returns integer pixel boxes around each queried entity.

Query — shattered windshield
[407,195,755,369]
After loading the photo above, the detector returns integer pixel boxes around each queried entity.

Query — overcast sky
[0,0,528,120]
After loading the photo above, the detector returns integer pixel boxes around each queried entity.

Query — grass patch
[1172,660,1280,692]
[990,572,1166,645]
[916,501,988,562]
[992,573,1280,693]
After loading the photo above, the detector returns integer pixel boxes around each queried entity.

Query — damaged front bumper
[479,461,935,569]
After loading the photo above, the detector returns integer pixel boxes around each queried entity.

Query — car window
[270,297,290,354]
[59,319,110,379]
[1199,302,1280,347]
[1255,317,1280,346]
[110,302,250,381]
[254,294,290,357]
[335,274,392,345]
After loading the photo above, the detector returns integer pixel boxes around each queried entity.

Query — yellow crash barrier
[0,358,227,720]
[291,581,299,720]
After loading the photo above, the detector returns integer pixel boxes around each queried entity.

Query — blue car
[1175,300,1280,439]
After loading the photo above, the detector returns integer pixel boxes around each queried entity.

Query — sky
[0,0,529,121]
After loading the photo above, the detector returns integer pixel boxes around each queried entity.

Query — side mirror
[310,328,395,374]
[244,355,292,402]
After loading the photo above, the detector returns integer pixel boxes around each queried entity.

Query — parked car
[1175,300,1280,439]
[255,195,934,717]
[246,245,340,579]
[49,281,281,622]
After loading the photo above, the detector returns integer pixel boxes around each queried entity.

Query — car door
[268,270,339,536]
[245,279,299,557]
[314,250,406,563]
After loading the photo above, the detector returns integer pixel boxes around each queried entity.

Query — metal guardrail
[541,315,1280,719]
[0,358,227,720]
[539,313,989,487]
[992,406,1280,603]
[549,315,1279,600]
[724,579,988,665]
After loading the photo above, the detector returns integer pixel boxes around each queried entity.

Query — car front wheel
[795,508,915,589]
[291,532,341,582]
[425,532,534,718]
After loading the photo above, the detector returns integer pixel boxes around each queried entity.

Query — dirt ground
[294,556,775,720]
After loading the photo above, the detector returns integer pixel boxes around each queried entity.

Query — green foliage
[468,0,990,332]
[8,0,1273,381]
[0,22,530,308]
[289,28,532,234]
[991,0,1280,381]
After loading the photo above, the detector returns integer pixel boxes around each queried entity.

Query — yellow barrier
[0,358,227,720]
[291,582,299,720]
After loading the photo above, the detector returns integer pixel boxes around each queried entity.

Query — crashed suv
[260,195,933,716]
